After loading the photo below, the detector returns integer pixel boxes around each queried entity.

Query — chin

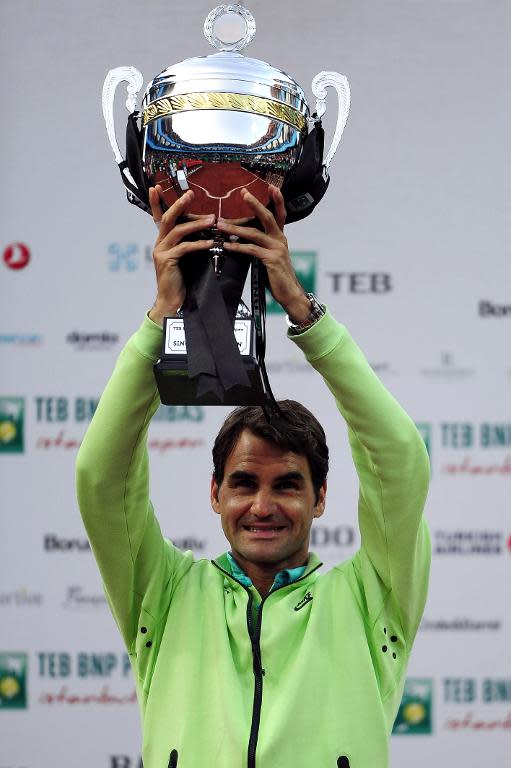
[238,543,292,564]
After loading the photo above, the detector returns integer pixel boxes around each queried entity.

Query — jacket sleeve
[289,309,431,648]
[75,315,193,653]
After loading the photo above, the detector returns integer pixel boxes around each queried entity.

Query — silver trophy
[102,4,350,407]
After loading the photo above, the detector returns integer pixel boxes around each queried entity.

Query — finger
[222,240,267,260]
[159,190,195,234]
[172,239,215,258]
[269,185,287,231]
[160,215,216,247]
[216,220,274,247]
[149,185,165,225]
[240,189,281,236]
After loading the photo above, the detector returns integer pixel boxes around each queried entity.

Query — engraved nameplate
[164,318,251,356]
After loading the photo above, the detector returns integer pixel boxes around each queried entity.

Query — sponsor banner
[26,397,206,453]
[443,677,511,732]
[433,530,511,556]
[420,352,475,379]
[0,651,137,709]
[0,652,28,709]
[0,333,42,347]
[327,271,392,294]
[2,243,30,271]
[393,678,433,735]
[310,525,357,550]
[43,534,207,556]
[62,587,107,611]
[0,588,43,607]
[152,405,205,423]
[267,251,317,313]
[478,300,511,318]
[109,758,143,768]
[267,353,397,378]
[44,535,90,553]
[0,397,25,453]
[66,331,119,351]
[416,423,432,458]
[419,617,502,632]
[170,537,207,552]
[414,421,511,476]
[392,677,511,735]
[107,243,141,272]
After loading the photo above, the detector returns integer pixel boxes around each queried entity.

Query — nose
[251,489,277,518]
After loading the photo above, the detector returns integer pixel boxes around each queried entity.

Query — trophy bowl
[102,4,350,225]
[142,48,307,221]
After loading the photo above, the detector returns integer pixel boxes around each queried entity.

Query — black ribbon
[180,247,252,400]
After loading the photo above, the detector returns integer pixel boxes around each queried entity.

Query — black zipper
[246,591,263,768]
[212,560,322,768]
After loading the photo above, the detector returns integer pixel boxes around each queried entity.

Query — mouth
[242,525,287,538]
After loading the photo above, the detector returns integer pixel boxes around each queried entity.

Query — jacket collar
[212,551,323,581]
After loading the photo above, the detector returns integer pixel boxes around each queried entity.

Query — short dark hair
[212,400,329,500]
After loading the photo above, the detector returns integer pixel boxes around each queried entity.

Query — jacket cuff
[129,313,164,361]
[287,307,347,362]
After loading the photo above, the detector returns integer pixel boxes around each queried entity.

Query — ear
[313,480,327,519]
[211,474,221,515]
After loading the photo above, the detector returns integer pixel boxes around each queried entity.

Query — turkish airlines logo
[3,243,31,270]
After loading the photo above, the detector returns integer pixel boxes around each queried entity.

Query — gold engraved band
[142,92,307,133]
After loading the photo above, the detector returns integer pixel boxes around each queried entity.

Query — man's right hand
[148,186,215,327]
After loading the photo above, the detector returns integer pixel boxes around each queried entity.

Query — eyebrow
[227,470,305,484]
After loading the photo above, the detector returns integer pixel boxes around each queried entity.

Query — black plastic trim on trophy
[115,113,152,215]
[125,112,150,205]
[281,120,330,224]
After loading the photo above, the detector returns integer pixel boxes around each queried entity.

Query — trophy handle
[311,71,351,170]
[102,66,144,166]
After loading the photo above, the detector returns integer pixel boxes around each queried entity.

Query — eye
[275,480,299,491]
[232,478,256,489]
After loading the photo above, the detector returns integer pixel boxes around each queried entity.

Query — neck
[230,552,309,598]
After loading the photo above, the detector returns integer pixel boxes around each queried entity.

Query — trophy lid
[141,5,310,128]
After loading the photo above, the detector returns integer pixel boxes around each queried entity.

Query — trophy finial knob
[204,4,256,52]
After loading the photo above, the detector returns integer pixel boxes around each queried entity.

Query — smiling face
[210,429,326,575]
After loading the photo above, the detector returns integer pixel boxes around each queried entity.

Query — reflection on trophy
[102,4,350,407]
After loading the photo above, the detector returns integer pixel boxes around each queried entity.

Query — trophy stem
[208,228,226,276]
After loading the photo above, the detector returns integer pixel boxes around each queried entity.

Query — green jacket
[76,310,430,768]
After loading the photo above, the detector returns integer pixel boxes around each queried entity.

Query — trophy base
[153,357,267,406]
[153,312,267,406]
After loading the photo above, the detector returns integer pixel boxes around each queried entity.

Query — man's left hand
[216,185,312,324]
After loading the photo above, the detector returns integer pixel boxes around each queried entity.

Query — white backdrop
[1,1,510,766]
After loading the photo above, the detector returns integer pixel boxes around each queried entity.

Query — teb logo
[266,251,316,314]
[0,397,24,453]
[3,243,31,270]
[0,652,28,709]
[393,678,433,735]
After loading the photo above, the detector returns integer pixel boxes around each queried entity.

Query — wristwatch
[286,292,326,334]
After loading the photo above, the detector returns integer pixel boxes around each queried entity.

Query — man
[76,186,430,768]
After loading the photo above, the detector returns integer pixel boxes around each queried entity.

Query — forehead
[224,429,312,479]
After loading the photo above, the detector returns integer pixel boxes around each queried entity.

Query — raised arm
[76,191,214,650]
[291,315,430,646]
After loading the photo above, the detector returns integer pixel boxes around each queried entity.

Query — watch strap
[286,292,326,334]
